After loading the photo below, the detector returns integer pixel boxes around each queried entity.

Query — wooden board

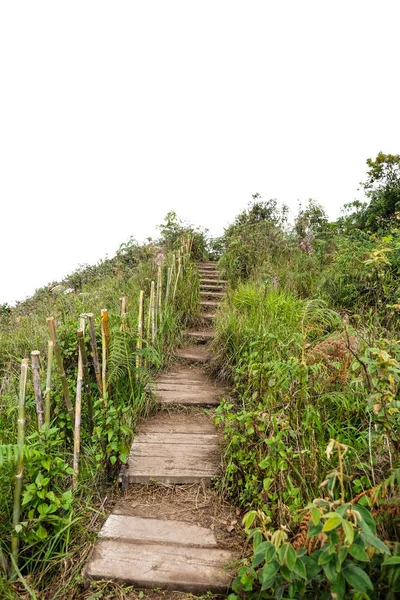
[134,432,219,445]
[186,329,215,341]
[86,540,234,593]
[99,514,217,547]
[200,300,220,308]
[174,346,212,363]
[154,390,221,405]
[140,416,216,435]
[125,410,220,484]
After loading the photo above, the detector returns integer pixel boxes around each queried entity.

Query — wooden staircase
[84,262,237,594]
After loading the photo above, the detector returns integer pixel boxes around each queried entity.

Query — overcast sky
[1,1,399,305]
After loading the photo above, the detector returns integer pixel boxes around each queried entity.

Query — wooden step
[200,279,227,285]
[199,273,223,279]
[200,291,224,299]
[186,329,215,342]
[202,313,216,322]
[174,345,212,363]
[200,300,220,309]
[200,284,225,291]
[99,514,218,547]
[153,366,225,405]
[123,412,220,485]
[86,539,234,593]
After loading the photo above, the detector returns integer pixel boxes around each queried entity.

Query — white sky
[1,1,399,305]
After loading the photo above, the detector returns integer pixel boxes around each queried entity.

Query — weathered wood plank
[86,540,234,593]
[130,443,217,459]
[186,329,215,341]
[140,418,215,435]
[135,432,219,445]
[126,454,220,482]
[99,514,217,547]
[174,346,212,363]
[154,390,221,405]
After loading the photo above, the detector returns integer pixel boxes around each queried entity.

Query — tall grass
[213,283,398,526]
[0,236,201,598]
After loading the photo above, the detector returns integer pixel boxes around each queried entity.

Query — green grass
[0,238,202,598]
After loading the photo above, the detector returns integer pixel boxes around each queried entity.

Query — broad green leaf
[305,556,321,579]
[109,455,117,465]
[252,551,265,568]
[348,544,370,562]
[382,556,400,565]
[354,504,376,534]
[240,573,253,591]
[318,551,332,566]
[253,531,263,549]
[311,507,320,525]
[243,511,257,530]
[274,585,285,600]
[323,561,338,583]
[362,531,391,555]
[343,564,373,592]
[338,546,348,566]
[265,544,276,562]
[35,524,48,540]
[259,560,279,588]
[342,519,354,546]
[279,543,297,570]
[331,573,346,599]
[279,564,293,582]
[22,493,33,506]
[322,513,342,532]
[37,503,50,516]
[293,558,307,580]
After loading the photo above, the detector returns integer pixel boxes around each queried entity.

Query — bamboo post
[136,291,144,378]
[72,329,83,490]
[165,266,172,306]
[47,317,75,425]
[87,313,102,394]
[31,351,44,431]
[172,256,182,302]
[44,341,53,427]
[11,359,29,575]
[150,281,156,344]
[101,309,110,404]
[78,328,93,434]
[157,266,162,325]
[120,295,127,331]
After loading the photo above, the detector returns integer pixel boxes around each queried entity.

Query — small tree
[294,199,328,253]
[356,153,400,231]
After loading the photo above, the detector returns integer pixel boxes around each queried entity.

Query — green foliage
[230,498,399,599]
[0,219,199,596]
[219,195,289,284]
[339,153,400,233]
[157,211,208,259]
[294,199,329,254]
[214,186,400,597]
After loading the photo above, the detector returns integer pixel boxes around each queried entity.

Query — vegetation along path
[85,262,239,594]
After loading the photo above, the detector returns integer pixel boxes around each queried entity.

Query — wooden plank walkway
[85,261,237,594]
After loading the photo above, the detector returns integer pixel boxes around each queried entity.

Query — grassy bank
[0,222,202,598]
[212,197,400,598]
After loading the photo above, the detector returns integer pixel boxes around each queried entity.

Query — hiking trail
[84,262,239,594]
